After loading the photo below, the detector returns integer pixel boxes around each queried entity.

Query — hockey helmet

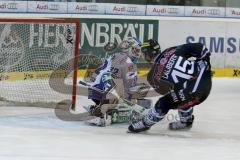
[141,39,161,62]
[119,37,142,60]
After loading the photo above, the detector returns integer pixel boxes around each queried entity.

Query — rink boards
[0,14,239,79]
[0,67,239,82]
[77,68,240,78]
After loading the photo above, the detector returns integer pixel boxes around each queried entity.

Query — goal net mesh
[0,19,79,108]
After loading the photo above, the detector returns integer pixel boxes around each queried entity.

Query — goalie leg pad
[86,114,112,127]
[111,107,131,123]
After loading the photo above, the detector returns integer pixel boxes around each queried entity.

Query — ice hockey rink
[0,78,240,160]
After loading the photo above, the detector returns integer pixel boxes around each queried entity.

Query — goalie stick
[79,80,146,105]
[78,80,149,119]
[55,81,152,122]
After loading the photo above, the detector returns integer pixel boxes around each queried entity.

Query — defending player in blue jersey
[80,37,143,126]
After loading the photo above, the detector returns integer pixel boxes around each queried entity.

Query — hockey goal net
[0,19,80,108]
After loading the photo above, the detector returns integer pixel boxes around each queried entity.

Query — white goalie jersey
[89,51,138,100]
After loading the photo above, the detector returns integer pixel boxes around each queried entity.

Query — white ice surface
[0,78,240,160]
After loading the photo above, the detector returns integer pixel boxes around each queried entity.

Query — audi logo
[127,7,138,12]
[167,8,179,14]
[207,9,221,15]
[7,3,17,9]
[49,4,59,11]
[88,5,98,12]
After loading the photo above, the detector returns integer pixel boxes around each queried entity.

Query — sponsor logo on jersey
[163,55,178,79]
[171,92,179,102]
[164,48,176,58]
[153,63,164,80]
[154,48,176,80]
[160,57,168,66]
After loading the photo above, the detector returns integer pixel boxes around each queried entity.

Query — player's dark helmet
[141,39,161,63]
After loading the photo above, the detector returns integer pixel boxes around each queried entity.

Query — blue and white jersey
[88,52,138,100]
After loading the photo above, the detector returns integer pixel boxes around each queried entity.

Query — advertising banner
[78,18,158,60]
[146,5,184,16]
[185,6,225,17]
[224,22,240,68]
[157,18,240,69]
[158,20,228,68]
[68,2,105,14]
[226,7,240,18]
[28,1,67,13]
[0,1,27,13]
[105,3,146,16]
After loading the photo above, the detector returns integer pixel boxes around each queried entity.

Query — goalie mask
[119,37,142,63]
[141,39,161,63]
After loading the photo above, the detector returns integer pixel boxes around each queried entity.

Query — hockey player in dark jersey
[128,39,212,133]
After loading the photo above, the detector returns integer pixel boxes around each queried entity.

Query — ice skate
[128,120,150,133]
[169,115,194,130]
[128,107,163,133]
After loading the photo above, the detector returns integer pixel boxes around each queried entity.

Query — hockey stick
[56,81,150,122]
[79,80,148,115]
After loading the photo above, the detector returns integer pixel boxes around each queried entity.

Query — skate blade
[168,125,193,131]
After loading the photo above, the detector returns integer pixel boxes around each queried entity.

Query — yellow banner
[1,68,240,82]
[78,68,240,78]
[0,70,68,81]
